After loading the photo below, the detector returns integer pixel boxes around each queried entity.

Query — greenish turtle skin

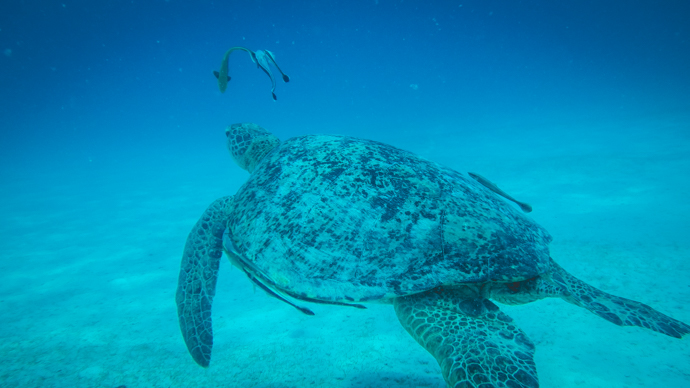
[176,123,690,388]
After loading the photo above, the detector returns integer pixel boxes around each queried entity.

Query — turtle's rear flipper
[394,290,539,388]
[549,258,690,338]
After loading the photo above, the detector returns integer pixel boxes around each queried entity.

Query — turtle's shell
[227,135,552,303]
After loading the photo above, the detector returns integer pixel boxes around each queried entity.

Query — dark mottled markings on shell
[228,135,552,303]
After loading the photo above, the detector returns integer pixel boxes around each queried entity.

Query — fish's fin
[213,70,230,82]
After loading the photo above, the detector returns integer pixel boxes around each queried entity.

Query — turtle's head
[225,123,281,173]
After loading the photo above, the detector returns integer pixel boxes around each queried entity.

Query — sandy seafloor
[1,110,689,388]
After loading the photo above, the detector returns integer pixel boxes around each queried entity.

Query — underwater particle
[409,84,419,90]
[2,48,10,57]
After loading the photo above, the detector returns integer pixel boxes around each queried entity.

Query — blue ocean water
[1,1,689,387]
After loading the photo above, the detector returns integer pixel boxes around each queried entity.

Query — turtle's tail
[548,258,690,339]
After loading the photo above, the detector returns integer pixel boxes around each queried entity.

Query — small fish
[251,49,290,100]
[243,268,315,316]
[214,46,290,100]
[468,172,533,213]
[214,47,253,93]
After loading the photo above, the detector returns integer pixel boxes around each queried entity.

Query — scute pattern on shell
[228,135,552,303]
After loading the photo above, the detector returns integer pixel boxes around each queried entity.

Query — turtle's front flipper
[549,258,690,338]
[394,289,539,388]
[176,196,234,367]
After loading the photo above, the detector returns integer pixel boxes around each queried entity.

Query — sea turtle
[176,123,690,387]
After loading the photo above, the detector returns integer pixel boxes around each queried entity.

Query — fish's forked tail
[517,202,532,213]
